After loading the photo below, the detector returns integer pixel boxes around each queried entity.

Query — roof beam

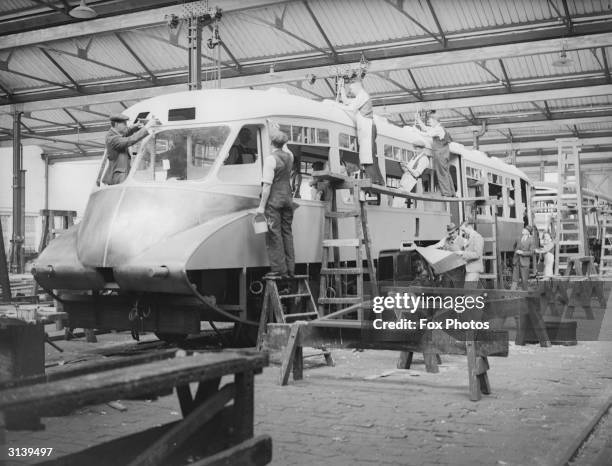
[0,0,295,47]
[2,29,612,109]
[371,71,423,101]
[302,0,337,61]
[469,135,612,152]
[601,47,611,83]
[27,0,69,16]
[39,47,82,92]
[561,0,573,33]
[498,59,512,92]
[382,0,444,45]
[425,0,446,47]
[39,45,153,83]
[447,113,612,132]
[379,84,612,114]
[115,32,158,83]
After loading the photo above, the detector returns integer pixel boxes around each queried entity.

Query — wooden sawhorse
[0,350,271,466]
[264,320,508,402]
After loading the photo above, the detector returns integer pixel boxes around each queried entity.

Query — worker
[256,123,295,279]
[103,113,158,185]
[399,150,429,193]
[340,76,385,186]
[430,222,466,288]
[536,231,555,278]
[416,111,456,197]
[511,227,535,290]
[458,222,484,288]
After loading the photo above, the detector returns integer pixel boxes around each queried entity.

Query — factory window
[133,125,231,182]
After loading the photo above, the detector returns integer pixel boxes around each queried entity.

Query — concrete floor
[4,329,611,466]
[4,284,612,466]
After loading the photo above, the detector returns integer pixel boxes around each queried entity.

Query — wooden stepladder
[599,209,612,276]
[470,200,500,287]
[38,209,76,252]
[256,275,319,348]
[554,138,588,275]
[317,174,378,320]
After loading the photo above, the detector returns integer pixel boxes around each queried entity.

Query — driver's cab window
[218,124,262,183]
[224,125,260,166]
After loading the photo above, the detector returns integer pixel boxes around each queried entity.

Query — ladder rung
[318,297,362,305]
[482,237,495,242]
[284,312,319,319]
[279,293,311,299]
[264,274,309,281]
[559,230,579,234]
[322,239,360,247]
[326,211,359,218]
[482,255,496,260]
[479,274,497,279]
[320,267,363,275]
[559,241,581,245]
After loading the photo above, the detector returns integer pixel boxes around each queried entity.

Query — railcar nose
[77,186,254,268]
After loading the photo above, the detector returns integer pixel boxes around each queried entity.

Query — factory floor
[4,324,611,466]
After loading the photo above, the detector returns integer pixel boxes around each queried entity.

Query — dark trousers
[512,262,530,290]
[265,204,295,275]
[363,122,385,186]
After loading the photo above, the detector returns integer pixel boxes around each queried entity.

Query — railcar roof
[126,88,529,182]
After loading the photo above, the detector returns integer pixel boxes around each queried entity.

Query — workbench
[0,349,271,466]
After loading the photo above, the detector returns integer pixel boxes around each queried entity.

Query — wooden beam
[561,0,573,32]
[498,58,512,91]
[27,0,69,16]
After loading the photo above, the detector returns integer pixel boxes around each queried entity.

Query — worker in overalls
[511,227,535,290]
[340,76,385,186]
[431,222,466,288]
[416,111,456,197]
[256,124,295,278]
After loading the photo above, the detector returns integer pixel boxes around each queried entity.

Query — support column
[10,111,25,274]
[187,17,203,91]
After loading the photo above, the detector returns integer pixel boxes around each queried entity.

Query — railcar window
[133,126,230,182]
[279,124,330,145]
[487,173,504,217]
[506,178,517,218]
[339,132,358,151]
[225,125,259,165]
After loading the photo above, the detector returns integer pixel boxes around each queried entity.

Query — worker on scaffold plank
[416,111,456,197]
[340,75,385,186]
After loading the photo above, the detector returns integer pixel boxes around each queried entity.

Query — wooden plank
[397,351,413,369]
[322,238,360,247]
[466,336,481,402]
[128,384,236,466]
[191,435,272,466]
[0,351,267,413]
[278,323,301,386]
[265,323,509,357]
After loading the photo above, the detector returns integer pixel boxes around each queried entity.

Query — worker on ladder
[256,122,296,279]
[339,74,385,186]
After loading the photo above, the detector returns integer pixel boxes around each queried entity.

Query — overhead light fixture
[552,44,574,68]
[69,0,97,19]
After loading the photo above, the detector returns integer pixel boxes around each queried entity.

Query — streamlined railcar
[32,89,532,340]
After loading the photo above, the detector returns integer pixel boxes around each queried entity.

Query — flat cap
[109,113,130,122]
[270,128,288,145]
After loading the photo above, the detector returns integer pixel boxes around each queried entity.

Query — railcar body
[32,89,532,336]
